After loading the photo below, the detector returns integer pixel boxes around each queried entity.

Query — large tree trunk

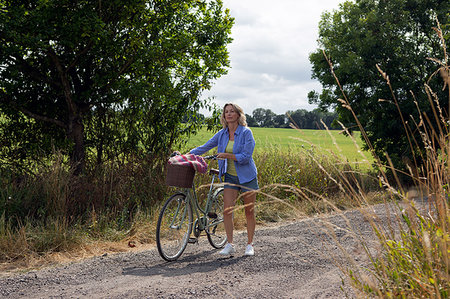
[47,49,87,174]
[96,106,106,165]
[69,116,86,175]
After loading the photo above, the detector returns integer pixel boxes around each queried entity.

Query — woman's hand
[216,153,229,159]
[217,153,236,160]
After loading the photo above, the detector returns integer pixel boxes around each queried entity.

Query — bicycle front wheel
[156,193,193,261]
[206,188,227,248]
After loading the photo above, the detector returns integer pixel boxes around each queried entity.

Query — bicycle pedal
[207,212,218,219]
[188,237,198,244]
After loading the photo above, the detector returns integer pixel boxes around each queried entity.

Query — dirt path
[0,203,400,298]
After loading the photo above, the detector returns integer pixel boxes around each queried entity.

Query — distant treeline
[184,107,338,129]
[245,108,337,129]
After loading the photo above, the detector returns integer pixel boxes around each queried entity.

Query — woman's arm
[189,130,221,155]
[234,129,255,164]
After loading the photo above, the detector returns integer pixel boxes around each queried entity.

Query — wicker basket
[165,163,195,188]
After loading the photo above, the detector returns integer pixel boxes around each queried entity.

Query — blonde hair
[220,103,247,128]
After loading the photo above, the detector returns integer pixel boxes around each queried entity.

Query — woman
[190,103,258,256]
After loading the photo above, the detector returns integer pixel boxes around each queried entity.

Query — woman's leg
[223,188,238,244]
[243,191,256,244]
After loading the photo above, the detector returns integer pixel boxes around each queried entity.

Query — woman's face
[224,105,239,124]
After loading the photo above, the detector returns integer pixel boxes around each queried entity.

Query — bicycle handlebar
[169,152,222,160]
[170,151,181,157]
[203,154,218,160]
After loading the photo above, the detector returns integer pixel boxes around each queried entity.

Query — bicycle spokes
[156,193,193,261]
[206,188,227,249]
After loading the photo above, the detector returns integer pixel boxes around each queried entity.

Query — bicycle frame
[184,171,223,232]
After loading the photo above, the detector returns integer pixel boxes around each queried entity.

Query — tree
[0,0,233,174]
[251,108,265,127]
[273,114,288,128]
[252,108,276,127]
[286,108,337,129]
[245,113,258,127]
[287,109,306,128]
[309,0,449,170]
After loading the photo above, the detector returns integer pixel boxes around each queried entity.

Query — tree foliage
[0,0,233,173]
[288,108,337,129]
[252,108,276,127]
[309,0,450,170]
[245,107,337,129]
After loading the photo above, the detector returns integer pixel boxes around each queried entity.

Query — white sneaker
[244,244,254,256]
[219,243,235,256]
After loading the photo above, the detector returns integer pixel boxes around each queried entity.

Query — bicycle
[156,155,227,261]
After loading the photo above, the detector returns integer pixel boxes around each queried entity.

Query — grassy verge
[0,142,379,272]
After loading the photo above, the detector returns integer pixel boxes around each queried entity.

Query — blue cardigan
[190,125,258,183]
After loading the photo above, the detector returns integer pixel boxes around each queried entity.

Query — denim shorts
[223,173,259,192]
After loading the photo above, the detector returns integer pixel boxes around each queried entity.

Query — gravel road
[0,203,403,299]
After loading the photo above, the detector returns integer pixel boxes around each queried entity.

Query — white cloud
[201,0,344,116]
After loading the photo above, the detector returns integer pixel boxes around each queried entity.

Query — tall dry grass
[0,154,166,265]
[0,141,380,270]
[309,19,450,298]
[191,144,381,224]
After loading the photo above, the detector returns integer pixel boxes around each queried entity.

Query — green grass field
[183,127,373,168]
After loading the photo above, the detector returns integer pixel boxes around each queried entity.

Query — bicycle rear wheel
[156,193,193,261]
[206,188,227,248]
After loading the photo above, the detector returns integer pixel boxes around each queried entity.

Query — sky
[201,0,345,116]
